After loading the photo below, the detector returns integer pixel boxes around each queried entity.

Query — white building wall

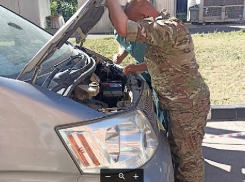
[78,0,127,34]
[0,0,50,28]
[0,0,20,13]
[38,0,51,28]
[155,0,176,16]
[18,0,40,25]
[78,0,177,34]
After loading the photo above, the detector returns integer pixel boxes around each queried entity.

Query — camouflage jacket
[126,10,210,111]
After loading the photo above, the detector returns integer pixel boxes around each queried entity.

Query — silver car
[0,0,174,181]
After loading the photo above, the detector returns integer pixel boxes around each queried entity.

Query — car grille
[137,83,159,135]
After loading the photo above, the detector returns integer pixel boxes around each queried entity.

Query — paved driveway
[186,22,245,34]
[204,120,245,182]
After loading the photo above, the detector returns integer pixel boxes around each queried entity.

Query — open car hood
[17,0,106,80]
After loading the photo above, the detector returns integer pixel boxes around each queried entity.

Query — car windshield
[0,6,73,79]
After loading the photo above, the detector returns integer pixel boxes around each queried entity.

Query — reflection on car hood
[17,0,106,80]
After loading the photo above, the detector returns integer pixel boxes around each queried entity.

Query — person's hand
[123,64,143,75]
[113,54,124,64]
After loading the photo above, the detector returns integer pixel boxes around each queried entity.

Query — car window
[0,6,73,79]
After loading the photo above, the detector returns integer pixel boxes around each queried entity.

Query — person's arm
[135,62,148,72]
[123,62,148,75]
[107,0,174,48]
[106,0,128,36]
[119,49,129,60]
[113,48,129,64]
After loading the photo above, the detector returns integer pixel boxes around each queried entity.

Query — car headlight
[57,110,158,173]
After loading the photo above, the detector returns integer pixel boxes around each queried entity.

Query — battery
[101,82,123,98]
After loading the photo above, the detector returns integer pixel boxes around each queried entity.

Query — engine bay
[71,61,132,113]
[42,48,143,114]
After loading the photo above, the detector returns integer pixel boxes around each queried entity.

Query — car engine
[44,48,143,114]
[71,61,133,113]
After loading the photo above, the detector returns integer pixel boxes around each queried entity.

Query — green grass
[82,31,245,105]
[82,37,136,65]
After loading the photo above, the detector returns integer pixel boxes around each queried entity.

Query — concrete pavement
[204,120,245,182]
[186,22,245,34]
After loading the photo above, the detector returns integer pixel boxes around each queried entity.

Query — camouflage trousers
[167,102,210,182]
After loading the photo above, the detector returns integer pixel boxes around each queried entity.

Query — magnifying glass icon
[119,173,125,180]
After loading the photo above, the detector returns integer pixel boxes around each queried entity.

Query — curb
[210,105,245,120]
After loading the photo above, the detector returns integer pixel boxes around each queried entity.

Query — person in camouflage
[113,32,169,132]
[106,0,210,182]
[112,4,168,131]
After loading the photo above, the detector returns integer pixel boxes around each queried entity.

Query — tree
[50,0,78,21]
[62,0,77,7]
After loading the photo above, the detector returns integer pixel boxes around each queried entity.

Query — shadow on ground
[204,146,245,182]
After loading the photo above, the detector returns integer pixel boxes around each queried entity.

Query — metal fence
[189,0,245,23]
